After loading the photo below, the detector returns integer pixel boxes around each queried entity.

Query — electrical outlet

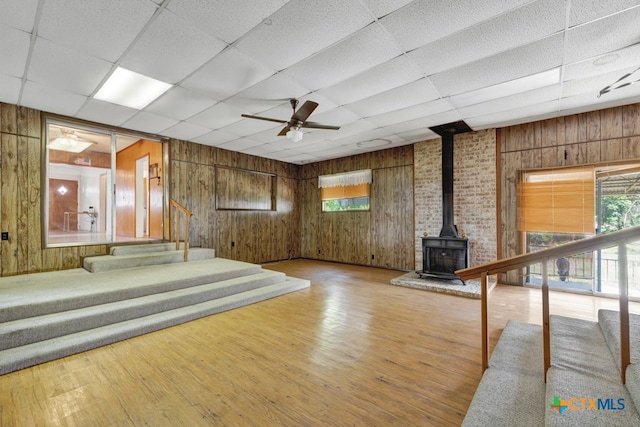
[1,232,8,241]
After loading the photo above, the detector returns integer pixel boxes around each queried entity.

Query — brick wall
[414,129,497,270]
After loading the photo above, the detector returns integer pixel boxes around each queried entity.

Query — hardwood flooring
[1,259,639,426]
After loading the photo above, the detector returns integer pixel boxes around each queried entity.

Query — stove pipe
[440,131,457,238]
[428,120,473,238]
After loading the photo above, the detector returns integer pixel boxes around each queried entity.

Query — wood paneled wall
[500,102,640,284]
[169,139,300,264]
[0,104,107,276]
[299,146,414,270]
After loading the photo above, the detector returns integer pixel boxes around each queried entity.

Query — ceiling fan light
[286,128,304,142]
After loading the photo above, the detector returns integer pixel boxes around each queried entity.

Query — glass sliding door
[45,119,164,247]
[595,167,640,298]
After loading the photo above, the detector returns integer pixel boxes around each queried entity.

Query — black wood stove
[417,120,472,284]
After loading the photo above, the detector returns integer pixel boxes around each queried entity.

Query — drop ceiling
[2,0,640,164]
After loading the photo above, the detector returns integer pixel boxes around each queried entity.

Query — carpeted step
[83,247,216,273]
[462,321,546,426]
[545,315,640,426]
[0,277,310,375]
[598,309,640,417]
[109,242,188,256]
[0,270,287,350]
[598,309,640,368]
[0,258,262,322]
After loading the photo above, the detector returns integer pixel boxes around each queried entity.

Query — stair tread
[83,248,216,272]
[545,367,639,426]
[462,368,546,427]
[0,278,309,375]
[598,309,640,367]
[109,242,185,255]
[0,270,287,349]
[550,315,619,381]
[0,258,262,322]
[462,321,546,426]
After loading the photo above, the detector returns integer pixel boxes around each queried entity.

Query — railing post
[542,260,551,382]
[619,242,630,384]
[481,272,489,372]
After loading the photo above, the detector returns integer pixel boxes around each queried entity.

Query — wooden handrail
[456,224,640,383]
[169,198,193,262]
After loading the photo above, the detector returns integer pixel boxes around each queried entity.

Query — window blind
[517,166,595,234]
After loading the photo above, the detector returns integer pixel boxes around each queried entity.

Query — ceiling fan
[241,99,340,142]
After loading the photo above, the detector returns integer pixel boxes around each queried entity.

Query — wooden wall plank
[27,135,42,272]
[1,134,18,275]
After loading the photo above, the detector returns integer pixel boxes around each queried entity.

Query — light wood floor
[2,259,639,426]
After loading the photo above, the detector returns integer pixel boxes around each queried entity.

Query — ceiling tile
[564,6,640,65]
[562,66,640,99]
[383,109,462,133]
[159,121,212,140]
[180,47,275,100]
[563,43,640,82]
[569,0,640,26]
[191,130,238,147]
[283,23,403,91]
[216,137,264,151]
[429,34,564,96]
[145,86,218,121]
[188,102,245,129]
[318,55,423,106]
[0,25,31,77]
[346,78,440,117]
[307,107,363,126]
[466,100,559,129]
[121,111,180,134]
[167,0,289,44]
[221,116,282,137]
[0,0,38,32]
[364,98,454,127]
[28,38,112,96]
[379,0,532,52]
[457,85,560,119]
[228,74,311,112]
[20,81,87,116]
[360,0,415,18]
[235,0,374,70]
[74,99,138,127]
[38,0,157,62]
[121,10,227,83]
[408,0,566,76]
[0,74,22,104]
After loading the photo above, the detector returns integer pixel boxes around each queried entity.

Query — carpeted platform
[390,271,496,299]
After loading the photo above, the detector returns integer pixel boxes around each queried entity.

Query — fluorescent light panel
[94,67,172,109]
[47,137,94,153]
[449,68,560,108]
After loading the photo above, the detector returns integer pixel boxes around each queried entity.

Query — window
[319,169,371,212]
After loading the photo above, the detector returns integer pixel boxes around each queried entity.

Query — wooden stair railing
[456,225,640,384]
[169,199,193,262]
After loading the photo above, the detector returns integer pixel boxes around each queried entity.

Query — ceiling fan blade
[241,114,287,124]
[278,126,290,136]
[301,121,341,130]
[292,101,318,122]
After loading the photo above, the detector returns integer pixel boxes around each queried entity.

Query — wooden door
[49,179,79,231]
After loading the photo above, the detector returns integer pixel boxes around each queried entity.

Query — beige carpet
[390,271,496,299]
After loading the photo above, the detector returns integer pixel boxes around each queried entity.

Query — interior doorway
[135,155,149,238]
[49,178,79,232]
